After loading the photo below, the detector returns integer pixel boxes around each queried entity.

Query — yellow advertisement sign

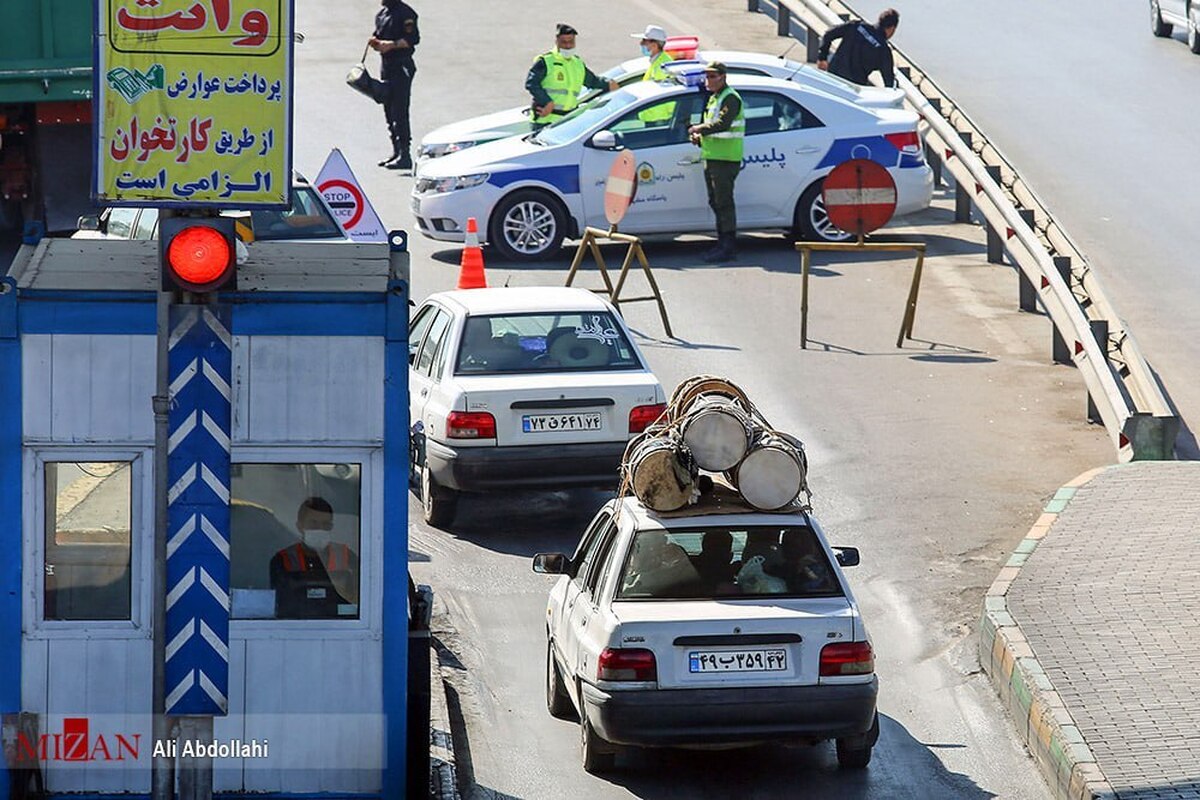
[95,0,293,207]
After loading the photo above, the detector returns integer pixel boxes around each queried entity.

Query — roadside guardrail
[747,0,1180,460]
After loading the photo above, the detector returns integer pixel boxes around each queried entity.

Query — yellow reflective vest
[539,49,586,120]
[700,87,745,162]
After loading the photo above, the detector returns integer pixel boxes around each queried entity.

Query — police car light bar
[666,64,709,88]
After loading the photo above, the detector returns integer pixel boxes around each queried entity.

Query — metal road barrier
[747,0,1180,460]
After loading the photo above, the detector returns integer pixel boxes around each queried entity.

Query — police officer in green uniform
[688,63,745,263]
[525,24,618,127]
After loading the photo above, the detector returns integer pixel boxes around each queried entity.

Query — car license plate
[689,649,787,673]
[522,412,602,433]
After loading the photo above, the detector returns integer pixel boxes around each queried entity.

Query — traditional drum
[728,431,808,511]
[680,394,757,471]
[624,434,698,512]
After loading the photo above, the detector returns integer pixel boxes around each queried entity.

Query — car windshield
[531,93,638,146]
[615,526,843,601]
[454,312,643,375]
[248,186,344,240]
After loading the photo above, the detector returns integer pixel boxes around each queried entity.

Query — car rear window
[615,526,843,600]
[249,187,343,240]
[454,312,643,375]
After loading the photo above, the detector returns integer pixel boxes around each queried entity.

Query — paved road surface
[291,1,1115,796]
[861,0,1200,454]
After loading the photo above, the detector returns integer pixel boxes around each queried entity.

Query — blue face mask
[640,45,652,57]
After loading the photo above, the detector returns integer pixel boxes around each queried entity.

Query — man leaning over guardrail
[817,8,900,88]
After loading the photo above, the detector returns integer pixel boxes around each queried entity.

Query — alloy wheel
[502,200,557,256]
[810,194,854,242]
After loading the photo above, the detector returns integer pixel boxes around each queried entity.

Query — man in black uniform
[370,0,420,170]
[817,8,899,88]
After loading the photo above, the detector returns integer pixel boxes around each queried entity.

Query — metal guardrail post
[1051,257,1073,364]
[985,166,1005,264]
[778,6,791,36]
[954,132,973,223]
[805,24,821,62]
[408,579,433,800]
[748,0,759,11]
[1087,319,1109,424]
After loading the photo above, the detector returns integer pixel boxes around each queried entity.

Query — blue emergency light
[668,64,709,88]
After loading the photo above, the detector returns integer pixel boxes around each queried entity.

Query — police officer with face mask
[269,497,358,619]
[525,23,619,127]
[370,0,420,170]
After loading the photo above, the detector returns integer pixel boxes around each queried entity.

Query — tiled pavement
[980,462,1200,800]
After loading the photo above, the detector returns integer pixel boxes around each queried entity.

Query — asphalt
[980,462,1200,800]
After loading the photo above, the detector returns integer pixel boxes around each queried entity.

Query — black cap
[557,23,578,36]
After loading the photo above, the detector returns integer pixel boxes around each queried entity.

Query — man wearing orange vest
[269,497,360,619]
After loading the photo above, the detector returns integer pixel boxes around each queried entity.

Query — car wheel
[580,715,616,774]
[1152,0,1174,35]
[545,640,574,720]
[836,712,879,770]
[420,454,458,528]
[795,180,854,243]
[1189,5,1200,52]
[488,189,568,262]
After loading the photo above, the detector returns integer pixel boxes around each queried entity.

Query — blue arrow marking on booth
[165,306,233,716]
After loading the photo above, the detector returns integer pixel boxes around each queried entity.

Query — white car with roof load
[409,287,666,527]
[533,496,878,773]
[412,72,932,261]
[417,50,905,160]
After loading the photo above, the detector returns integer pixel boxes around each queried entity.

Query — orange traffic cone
[457,217,487,289]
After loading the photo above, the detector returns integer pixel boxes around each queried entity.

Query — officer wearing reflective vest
[633,24,674,123]
[688,63,745,263]
[525,23,618,126]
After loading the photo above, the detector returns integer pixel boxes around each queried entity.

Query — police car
[417,50,905,161]
[533,497,877,774]
[412,74,933,260]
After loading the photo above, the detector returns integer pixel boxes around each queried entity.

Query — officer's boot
[378,141,400,167]
[388,143,413,171]
[704,233,737,263]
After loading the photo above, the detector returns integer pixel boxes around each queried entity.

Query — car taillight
[628,403,667,434]
[598,647,657,681]
[446,411,496,439]
[885,131,923,159]
[820,641,874,676]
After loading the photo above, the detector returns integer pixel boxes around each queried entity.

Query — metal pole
[953,132,974,223]
[1051,256,1073,365]
[805,25,821,63]
[800,247,811,349]
[985,166,1004,264]
[1087,319,1110,424]
[777,6,790,36]
[153,262,176,800]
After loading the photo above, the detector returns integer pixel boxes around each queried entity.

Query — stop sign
[822,159,897,237]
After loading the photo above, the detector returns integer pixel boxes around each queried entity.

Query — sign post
[95,4,294,799]
[797,159,928,349]
[564,149,674,337]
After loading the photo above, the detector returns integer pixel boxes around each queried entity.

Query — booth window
[44,462,133,621]
[229,463,363,620]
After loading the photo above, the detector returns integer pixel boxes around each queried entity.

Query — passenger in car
[772,530,838,594]
[622,532,704,597]
[692,531,738,594]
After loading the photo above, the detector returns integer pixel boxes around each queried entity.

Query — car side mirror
[590,130,622,151]
[77,215,101,232]
[834,547,860,568]
[532,552,570,575]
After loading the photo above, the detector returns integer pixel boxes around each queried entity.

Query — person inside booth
[269,497,360,619]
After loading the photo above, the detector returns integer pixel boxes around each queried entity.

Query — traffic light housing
[160,216,237,293]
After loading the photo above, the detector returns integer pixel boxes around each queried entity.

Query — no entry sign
[822,159,897,238]
[315,149,387,242]
[604,150,637,226]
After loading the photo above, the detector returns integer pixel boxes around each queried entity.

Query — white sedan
[417,50,905,161]
[409,287,666,527]
[412,73,933,261]
[533,497,878,773]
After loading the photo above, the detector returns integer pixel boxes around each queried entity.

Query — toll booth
[0,234,411,797]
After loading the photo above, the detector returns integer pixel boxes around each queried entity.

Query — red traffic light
[160,217,237,293]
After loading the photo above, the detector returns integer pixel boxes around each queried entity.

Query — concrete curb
[429,636,460,800]
[978,467,1116,800]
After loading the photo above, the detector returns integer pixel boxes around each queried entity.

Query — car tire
[836,712,879,770]
[420,454,458,528]
[1152,0,1174,35]
[794,180,853,243]
[545,640,574,720]
[580,715,616,774]
[1189,5,1200,52]
[488,189,568,262]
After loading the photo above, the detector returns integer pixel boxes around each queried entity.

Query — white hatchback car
[413,73,932,260]
[417,50,905,161]
[533,497,878,773]
[408,288,666,527]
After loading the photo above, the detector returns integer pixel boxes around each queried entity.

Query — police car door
[579,91,709,232]
[735,90,834,225]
